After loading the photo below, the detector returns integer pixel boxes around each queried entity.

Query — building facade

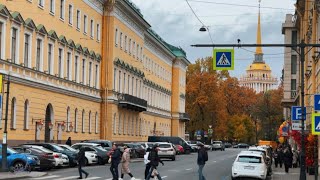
[239,7,278,93]
[0,0,189,145]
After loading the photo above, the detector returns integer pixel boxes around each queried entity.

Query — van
[148,136,191,154]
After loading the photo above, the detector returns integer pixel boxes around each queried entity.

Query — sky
[130,0,296,80]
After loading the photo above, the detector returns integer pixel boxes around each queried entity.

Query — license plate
[244,166,254,170]
[162,150,167,153]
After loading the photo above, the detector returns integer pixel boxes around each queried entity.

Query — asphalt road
[27,148,242,180]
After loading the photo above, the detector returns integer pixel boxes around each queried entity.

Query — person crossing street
[77,147,89,179]
[120,146,136,180]
[146,143,164,180]
[109,143,121,180]
[197,142,208,180]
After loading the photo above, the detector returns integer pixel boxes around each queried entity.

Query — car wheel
[98,157,105,165]
[171,156,176,161]
[84,158,89,166]
[12,161,25,172]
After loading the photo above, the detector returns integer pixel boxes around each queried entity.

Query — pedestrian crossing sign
[312,113,320,135]
[213,49,234,70]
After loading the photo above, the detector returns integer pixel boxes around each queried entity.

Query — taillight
[168,148,173,151]
[53,154,59,158]
[42,154,49,158]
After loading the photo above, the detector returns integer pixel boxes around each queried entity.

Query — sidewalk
[0,171,47,180]
[272,166,314,180]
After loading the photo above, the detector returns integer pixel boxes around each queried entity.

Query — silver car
[212,141,225,151]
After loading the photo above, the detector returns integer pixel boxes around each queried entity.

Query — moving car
[0,145,40,171]
[157,142,176,161]
[59,144,98,165]
[12,146,55,170]
[232,151,267,180]
[72,143,109,165]
[211,141,225,151]
[148,136,191,154]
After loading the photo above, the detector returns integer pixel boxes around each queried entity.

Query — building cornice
[83,0,104,15]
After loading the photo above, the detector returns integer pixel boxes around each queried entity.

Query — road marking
[85,177,101,180]
[185,168,192,170]
[168,169,179,172]
[56,176,79,180]
[105,178,113,180]
[33,175,59,179]
[212,161,217,162]
[161,176,168,179]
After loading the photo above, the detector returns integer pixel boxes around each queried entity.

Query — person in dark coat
[273,149,280,168]
[146,143,164,180]
[109,143,121,180]
[278,147,284,168]
[197,142,208,180]
[77,147,89,179]
[66,137,72,146]
[283,147,293,173]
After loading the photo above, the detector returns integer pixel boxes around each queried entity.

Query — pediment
[47,30,58,40]
[0,5,11,18]
[75,43,83,53]
[24,18,36,30]
[11,11,24,25]
[83,47,89,56]
[58,35,68,45]
[67,39,76,49]
[36,24,48,35]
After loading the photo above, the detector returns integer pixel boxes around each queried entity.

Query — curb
[0,172,48,180]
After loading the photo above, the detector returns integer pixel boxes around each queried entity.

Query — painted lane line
[33,175,60,179]
[161,176,168,179]
[185,168,192,170]
[85,177,101,180]
[105,179,113,180]
[56,176,79,180]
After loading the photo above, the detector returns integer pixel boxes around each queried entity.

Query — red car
[175,145,184,154]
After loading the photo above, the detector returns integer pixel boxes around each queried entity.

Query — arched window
[95,112,98,134]
[66,107,70,131]
[74,108,78,132]
[113,113,117,135]
[88,111,92,133]
[118,113,121,135]
[10,97,17,129]
[24,100,29,130]
[82,110,85,133]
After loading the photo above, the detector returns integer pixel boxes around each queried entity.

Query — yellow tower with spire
[239,0,278,93]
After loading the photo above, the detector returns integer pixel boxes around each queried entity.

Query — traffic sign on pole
[315,94,320,111]
[312,113,320,135]
[291,106,306,121]
[213,49,234,70]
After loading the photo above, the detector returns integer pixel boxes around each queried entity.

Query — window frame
[38,0,44,8]
[35,37,44,71]
[96,24,100,42]
[82,110,85,133]
[60,0,65,20]
[74,108,78,132]
[0,20,6,60]
[23,32,32,68]
[76,9,81,30]
[68,4,73,25]
[49,0,55,14]
[58,48,64,78]
[83,14,88,35]
[24,100,29,130]
[67,51,72,80]
[10,27,19,64]
[90,19,94,38]
[48,43,54,75]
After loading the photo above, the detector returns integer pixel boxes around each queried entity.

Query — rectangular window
[36,39,41,70]
[123,73,126,93]
[84,15,87,34]
[136,79,138,97]
[133,42,135,57]
[291,55,297,75]
[95,64,98,87]
[82,59,85,83]
[132,77,134,95]
[50,0,55,13]
[128,75,130,94]
[39,0,44,7]
[292,30,297,50]
[115,29,118,46]
[89,62,92,86]
[124,36,127,52]
[114,68,117,91]
[90,19,94,38]
[97,24,100,41]
[68,4,73,25]
[48,44,53,74]
[137,44,139,59]
[60,0,65,20]
[75,56,78,82]
[67,52,71,79]
[11,28,17,63]
[291,79,296,91]
[76,10,80,29]
[58,48,63,77]
[118,70,121,92]
[129,39,131,54]
[0,23,2,58]
[120,32,123,49]
[24,34,30,66]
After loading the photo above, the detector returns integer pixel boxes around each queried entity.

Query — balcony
[117,93,147,112]
[179,113,190,122]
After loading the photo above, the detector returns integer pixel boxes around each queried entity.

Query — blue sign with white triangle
[213,49,234,70]
[314,94,320,111]
[312,113,320,135]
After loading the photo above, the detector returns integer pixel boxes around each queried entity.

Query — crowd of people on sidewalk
[273,144,299,173]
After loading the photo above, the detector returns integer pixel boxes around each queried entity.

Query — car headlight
[27,156,33,160]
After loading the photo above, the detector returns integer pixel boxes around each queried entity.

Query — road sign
[312,113,320,135]
[291,106,306,120]
[292,120,306,130]
[213,49,234,70]
[315,95,320,111]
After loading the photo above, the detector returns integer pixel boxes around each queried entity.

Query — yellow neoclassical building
[0,0,189,145]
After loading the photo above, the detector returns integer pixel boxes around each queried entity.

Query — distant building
[239,5,277,93]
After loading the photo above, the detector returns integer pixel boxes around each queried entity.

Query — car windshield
[159,144,171,148]
[95,146,107,152]
[7,147,18,154]
[249,149,266,156]
[60,145,77,152]
[51,144,65,151]
[238,156,262,163]
[213,142,221,144]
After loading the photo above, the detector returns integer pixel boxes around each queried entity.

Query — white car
[59,144,98,165]
[232,151,267,180]
[22,145,63,167]
[248,146,272,175]
[157,142,176,161]
[61,154,69,167]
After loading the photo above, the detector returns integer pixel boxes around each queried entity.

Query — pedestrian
[278,147,284,168]
[146,143,164,180]
[292,150,298,168]
[109,143,121,180]
[283,147,293,173]
[197,142,208,180]
[77,147,89,179]
[120,146,135,180]
[144,147,153,180]
[66,137,72,146]
[273,149,279,168]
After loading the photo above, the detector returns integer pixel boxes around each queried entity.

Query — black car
[237,143,250,148]
[13,146,55,170]
[82,140,113,151]
[71,143,109,165]
[224,142,232,148]
[124,143,145,158]
[21,143,77,167]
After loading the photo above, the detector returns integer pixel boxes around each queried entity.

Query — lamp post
[1,75,10,172]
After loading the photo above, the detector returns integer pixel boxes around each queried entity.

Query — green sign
[213,49,234,70]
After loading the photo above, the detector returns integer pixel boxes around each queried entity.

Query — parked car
[248,146,272,175]
[124,143,145,158]
[232,151,267,180]
[0,145,40,171]
[175,144,184,154]
[21,143,77,167]
[138,142,154,150]
[12,146,55,170]
[58,144,98,165]
[224,142,232,148]
[71,143,109,165]
[187,141,199,152]
[61,154,69,167]
[236,143,250,149]
[81,140,113,151]
[212,141,225,151]
[148,136,191,154]
[157,142,176,161]
[20,145,64,168]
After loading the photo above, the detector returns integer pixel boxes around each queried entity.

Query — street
[28,149,242,180]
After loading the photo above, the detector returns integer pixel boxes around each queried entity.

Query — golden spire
[255,0,263,54]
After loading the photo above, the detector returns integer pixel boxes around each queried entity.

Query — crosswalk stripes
[33,175,60,179]
[85,177,101,180]
[30,175,144,180]
[54,176,79,180]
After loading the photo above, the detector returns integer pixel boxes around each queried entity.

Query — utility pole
[191,41,320,180]
[1,75,10,172]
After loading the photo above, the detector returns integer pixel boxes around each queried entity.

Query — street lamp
[199,26,207,32]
